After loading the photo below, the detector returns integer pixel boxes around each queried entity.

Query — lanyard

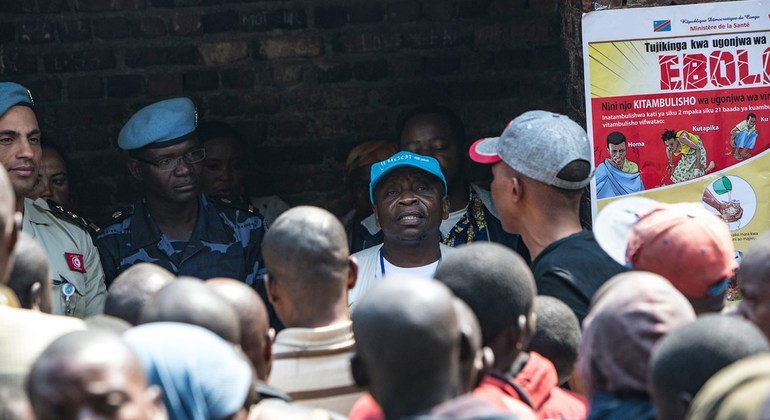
[378,247,442,277]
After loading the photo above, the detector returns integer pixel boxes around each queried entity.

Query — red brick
[0,52,37,75]
[75,0,145,12]
[295,88,368,111]
[147,73,183,98]
[55,101,125,127]
[354,60,389,81]
[389,56,423,78]
[270,115,310,139]
[314,5,348,29]
[198,40,249,65]
[171,14,202,36]
[312,112,350,139]
[19,21,54,44]
[107,74,144,98]
[335,32,400,54]
[375,83,450,106]
[402,26,471,49]
[58,20,91,43]
[202,11,238,34]
[137,17,166,37]
[68,76,104,99]
[258,36,323,59]
[315,61,352,84]
[208,91,281,116]
[93,17,133,40]
[221,69,256,88]
[271,64,304,87]
[44,50,116,73]
[423,1,458,21]
[26,79,61,102]
[353,111,388,135]
[384,1,420,23]
[241,9,307,32]
[125,46,197,67]
[474,16,559,47]
[183,70,218,91]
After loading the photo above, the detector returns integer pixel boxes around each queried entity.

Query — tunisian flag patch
[65,253,86,273]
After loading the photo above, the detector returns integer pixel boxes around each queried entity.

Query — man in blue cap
[347,151,451,306]
[0,82,106,318]
[95,98,269,317]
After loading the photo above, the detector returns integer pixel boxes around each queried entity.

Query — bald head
[140,278,240,344]
[7,232,51,312]
[739,231,770,339]
[352,276,460,417]
[27,330,164,420]
[105,263,175,326]
[262,206,356,327]
[206,278,272,381]
[0,166,17,284]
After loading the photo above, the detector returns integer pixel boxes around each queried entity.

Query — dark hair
[197,121,243,144]
[528,296,581,385]
[396,104,467,155]
[748,113,757,121]
[40,140,70,172]
[661,129,677,142]
[650,315,769,409]
[434,243,535,346]
[606,131,626,147]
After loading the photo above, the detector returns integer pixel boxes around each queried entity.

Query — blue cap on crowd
[369,151,448,204]
[118,97,197,150]
[0,82,34,118]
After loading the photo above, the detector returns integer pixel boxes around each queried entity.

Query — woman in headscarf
[661,129,715,183]
[123,322,254,420]
[578,271,696,420]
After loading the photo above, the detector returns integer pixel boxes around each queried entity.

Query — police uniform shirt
[22,198,107,318]
[96,194,266,287]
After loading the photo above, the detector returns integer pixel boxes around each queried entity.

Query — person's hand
[720,201,743,223]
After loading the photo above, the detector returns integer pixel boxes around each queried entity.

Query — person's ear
[126,158,144,181]
[510,175,523,203]
[372,203,380,228]
[347,257,358,291]
[350,353,369,388]
[265,273,278,306]
[30,282,42,311]
[264,327,275,371]
[441,196,450,220]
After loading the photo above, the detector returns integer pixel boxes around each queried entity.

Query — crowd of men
[1,80,770,420]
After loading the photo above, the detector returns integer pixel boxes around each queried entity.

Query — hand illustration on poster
[702,175,756,231]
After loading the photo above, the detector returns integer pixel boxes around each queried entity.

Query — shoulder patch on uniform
[45,199,102,235]
[97,205,134,228]
[208,195,257,215]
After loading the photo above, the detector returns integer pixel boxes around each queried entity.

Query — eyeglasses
[132,148,206,172]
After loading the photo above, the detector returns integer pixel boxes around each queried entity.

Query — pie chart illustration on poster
[701,176,756,231]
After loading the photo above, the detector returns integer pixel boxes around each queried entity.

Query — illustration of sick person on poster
[583,0,770,255]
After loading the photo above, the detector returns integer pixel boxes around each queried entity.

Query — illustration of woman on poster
[662,129,715,183]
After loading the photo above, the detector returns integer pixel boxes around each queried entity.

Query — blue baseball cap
[0,82,34,118]
[118,97,197,150]
[369,151,448,204]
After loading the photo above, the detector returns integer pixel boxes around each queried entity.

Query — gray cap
[469,110,594,190]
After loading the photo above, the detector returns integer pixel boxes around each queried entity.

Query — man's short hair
[434,242,535,346]
[104,263,174,326]
[748,113,757,121]
[7,232,49,310]
[528,296,580,385]
[650,314,769,413]
[661,129,677,142]
[606,131,626,147]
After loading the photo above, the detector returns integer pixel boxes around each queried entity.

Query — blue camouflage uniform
[96,194,265,287]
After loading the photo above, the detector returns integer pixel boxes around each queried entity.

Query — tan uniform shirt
[0,305,85,391]
[23,198,107,318]
[268,321,362,415]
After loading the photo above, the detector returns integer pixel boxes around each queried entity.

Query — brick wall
[0,0,565,218]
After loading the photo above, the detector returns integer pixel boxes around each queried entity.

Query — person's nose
[173,157,193,176]
[398,190,418,205]
[15,138,35,160]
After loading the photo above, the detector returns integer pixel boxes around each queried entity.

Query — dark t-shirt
[532,230,626,325]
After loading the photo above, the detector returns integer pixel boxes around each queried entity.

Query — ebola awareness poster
[583,0,770,251]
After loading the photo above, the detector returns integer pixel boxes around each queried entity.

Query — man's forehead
[0,105,39,130]
[142,138,200,156]
[377,166,441,185]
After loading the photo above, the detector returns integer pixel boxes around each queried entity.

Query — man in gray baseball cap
[469,110,625,324]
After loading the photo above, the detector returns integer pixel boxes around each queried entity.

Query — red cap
[626,203,737,299]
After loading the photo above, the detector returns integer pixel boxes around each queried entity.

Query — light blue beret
[0,82,34,118]
[118,97,197,150]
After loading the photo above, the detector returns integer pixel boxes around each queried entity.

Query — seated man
[27,330,166,420]
[263,206,361,414]
[729,113,758,160]
[594,131,644,199]
[348,151,451,306]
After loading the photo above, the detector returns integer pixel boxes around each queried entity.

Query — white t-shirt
[348,243,454,307]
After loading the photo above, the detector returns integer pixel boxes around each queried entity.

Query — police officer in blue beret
[0,82,107,318]
[95,98,275,324]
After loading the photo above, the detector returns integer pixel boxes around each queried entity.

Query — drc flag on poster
[582,0,770,253]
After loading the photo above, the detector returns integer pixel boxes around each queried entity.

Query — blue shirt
[96,194,266,287]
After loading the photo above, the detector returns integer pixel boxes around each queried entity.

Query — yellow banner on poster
[597,146,770,252]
